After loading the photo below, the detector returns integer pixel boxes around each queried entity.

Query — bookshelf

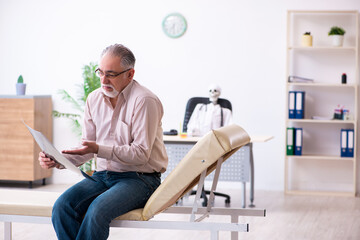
[285,10,359,196]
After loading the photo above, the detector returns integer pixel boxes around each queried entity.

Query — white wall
[0,0,359,191]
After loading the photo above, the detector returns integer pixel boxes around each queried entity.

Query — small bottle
[343,109,349,120]
[342,73,347,84]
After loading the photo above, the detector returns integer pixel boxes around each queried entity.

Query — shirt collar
[121,79,134,100]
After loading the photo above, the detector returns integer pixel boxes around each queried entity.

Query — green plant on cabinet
[17,75,24,83]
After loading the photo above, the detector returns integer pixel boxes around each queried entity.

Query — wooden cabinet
[285,11,359,196]
[0,96,53,186]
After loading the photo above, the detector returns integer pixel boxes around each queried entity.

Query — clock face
[162,13,187,38]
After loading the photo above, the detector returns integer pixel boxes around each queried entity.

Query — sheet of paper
[23,121,95,182]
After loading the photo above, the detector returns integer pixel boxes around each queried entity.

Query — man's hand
[62,141,99,155]
[38,152,62,169]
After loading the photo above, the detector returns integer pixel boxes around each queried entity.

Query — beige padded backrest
[141,124,250,220]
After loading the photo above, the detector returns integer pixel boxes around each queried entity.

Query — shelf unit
[285,10,359,196]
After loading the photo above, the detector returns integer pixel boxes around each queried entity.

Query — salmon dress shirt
[64,80,168,173]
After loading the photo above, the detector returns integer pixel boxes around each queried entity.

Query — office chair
[183,97,232,133]
[183,97,232,206]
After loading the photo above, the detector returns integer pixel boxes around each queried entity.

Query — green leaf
[79,158,95,172]
[82,62,101,102]
[52,110,82,137]
[328,26,346,36]
[57,89,84,112]
[72,119,82,137]
[52,110,81,119]
[17,75,24,83]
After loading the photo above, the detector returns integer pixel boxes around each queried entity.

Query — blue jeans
[52,171,161,240]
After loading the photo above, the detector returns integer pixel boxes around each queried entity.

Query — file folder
[340,129,347,157]
[294,128,303,155]
[288,91,296,119]
[286,127,295,155]
[347,129,354,157]
[295,91,305,119]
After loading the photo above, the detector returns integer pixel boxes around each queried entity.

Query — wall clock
[162,13,187,38]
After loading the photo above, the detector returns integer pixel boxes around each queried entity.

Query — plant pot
[331,35,344,47]
[16,83,26,95]
[301,35,312,47]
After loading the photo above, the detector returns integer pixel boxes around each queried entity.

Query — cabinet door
[0,97,52,181]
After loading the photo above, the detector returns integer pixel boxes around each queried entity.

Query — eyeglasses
[95,68,131,79]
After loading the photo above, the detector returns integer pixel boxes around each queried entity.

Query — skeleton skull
[208,84,221,104]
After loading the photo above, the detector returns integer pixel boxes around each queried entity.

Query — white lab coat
[187,103,232,137]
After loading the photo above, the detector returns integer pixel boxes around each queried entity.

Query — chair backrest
[141,124,250,220]
[182,97,232,133]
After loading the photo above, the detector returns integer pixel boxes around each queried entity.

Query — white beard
[101,84,119,98]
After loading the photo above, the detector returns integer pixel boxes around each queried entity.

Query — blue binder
[295,91,305,119]
[294,128,303,155]
[347,129,354,157]
[288,91,296,119]
[340,129,348,157]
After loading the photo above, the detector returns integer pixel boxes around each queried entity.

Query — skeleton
[208,84,221,105]
[187,84,233,137]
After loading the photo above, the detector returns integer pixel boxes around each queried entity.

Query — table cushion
[0,124,250,222]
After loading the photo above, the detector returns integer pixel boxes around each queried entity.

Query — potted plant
[301,32,312,47]
[16,75,26,95]
[328,26,346,47]
[53,62,100,174]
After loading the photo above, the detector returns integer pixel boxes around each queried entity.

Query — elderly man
[38,44,168,240]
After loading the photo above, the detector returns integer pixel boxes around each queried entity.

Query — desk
[163,135,273,208]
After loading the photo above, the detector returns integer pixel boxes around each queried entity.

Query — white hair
[101,44,136,69]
